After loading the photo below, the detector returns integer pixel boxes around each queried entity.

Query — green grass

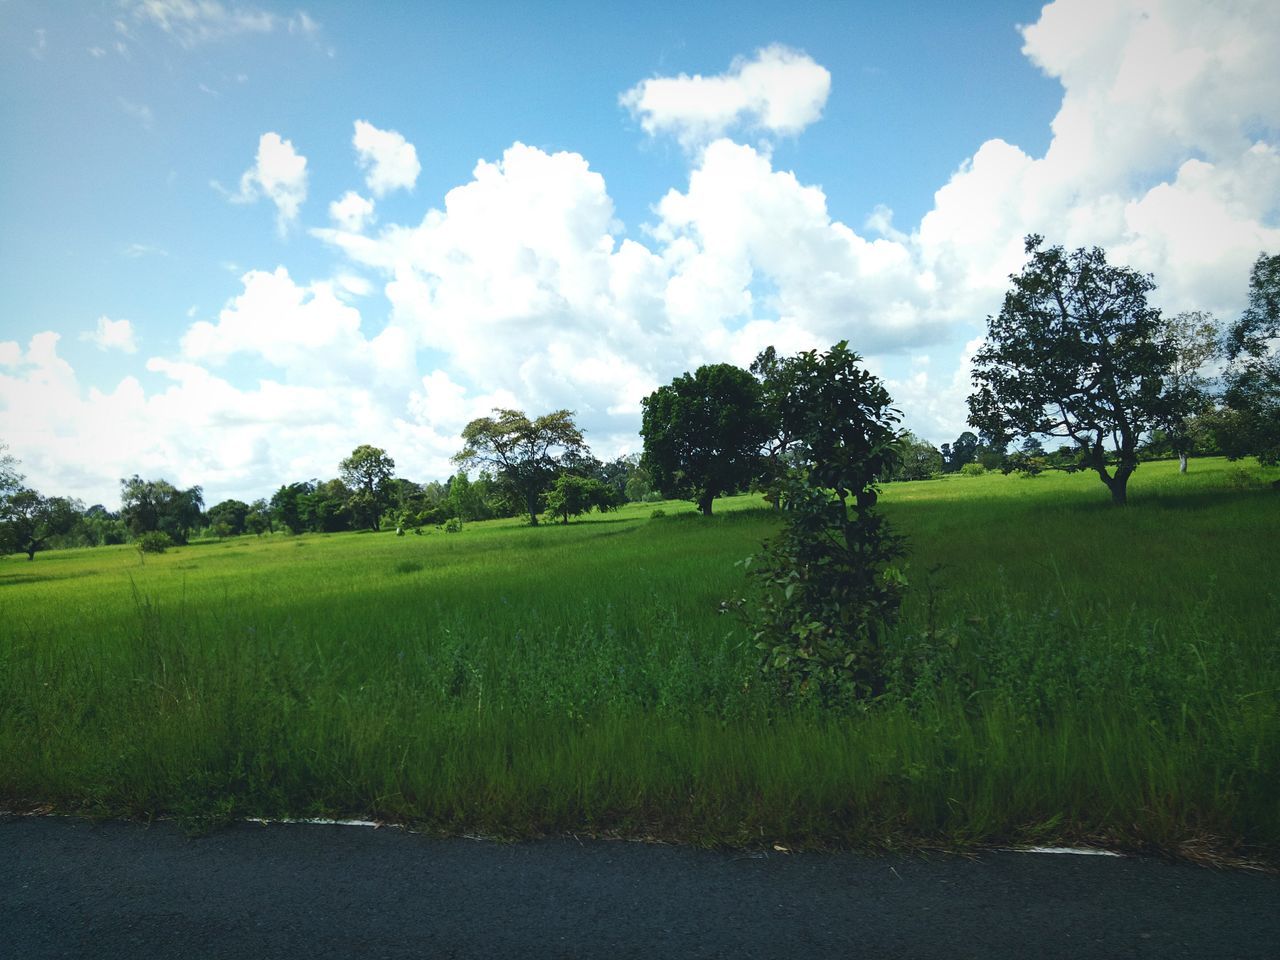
[2,458,1278,862]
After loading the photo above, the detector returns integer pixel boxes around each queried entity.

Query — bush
[649,508,667,519]
[443,517,463,534]
[959,462,987,477]
[136,531,173,554]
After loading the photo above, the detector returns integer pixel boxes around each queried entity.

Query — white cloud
[230,132,308,233]
[9,3,1280,506]
[81,316,139,354]
[353,120,421,197]
[128,1,320,48]
[621,45,831,149]
[329,191,375,232]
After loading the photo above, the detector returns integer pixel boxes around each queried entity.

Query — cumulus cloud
[9,1,1280,505]
[229,132,308,233]
[621,45,831,149]
[81,316,139,353]
[353,120,421,197]
[329,190,375,232]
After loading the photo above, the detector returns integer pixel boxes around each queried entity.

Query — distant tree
[206,499,250,537]
[968,236,1184,505]
[340,445,396,530]
[81,504,128,546]
[543,473,623,524]
[455,409,588,526]
[299,479,353,532]
[940,431,979,473]
[0,489,82,560]
[270,481,315,534]
[119,477,204,544]
[245,499,272,536]
[889,432,943,481]
[1156,310,1221,472]
[641,363,770,516]
[1223,252,1280,464]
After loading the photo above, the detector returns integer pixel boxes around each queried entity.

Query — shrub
[136,531,173,554]
[649,508,667,519]
[443,517,463,533]
[959,462,987,477]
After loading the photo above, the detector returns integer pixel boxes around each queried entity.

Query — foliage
[641,363,771,516]
[206,499,250,537]
[888,432,943,481]
[339,445,397,531]
[1155,311,1221,470]
[737,341,906,706]
[0,488,82,560]
[119,476,204,544]
[959,462,987,477]
[1223,252,1280,465]
[543,473,624,524]
[455,409,588,526]
[136,531,173,554]
[270,481,314,534]
[968,235,1182,505]
[940,431,979,473]
[443,516,463,534]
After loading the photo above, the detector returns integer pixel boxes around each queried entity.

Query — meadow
[2,457,1277,863]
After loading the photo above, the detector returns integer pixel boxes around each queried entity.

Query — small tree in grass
[543,473,623,524]
[735,341,906,706]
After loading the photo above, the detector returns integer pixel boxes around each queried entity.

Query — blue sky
[1,0,1277,507]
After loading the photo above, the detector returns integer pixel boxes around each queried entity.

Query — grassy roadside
[2,457,1277,862]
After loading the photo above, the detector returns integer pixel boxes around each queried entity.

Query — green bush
[649,508,666,519]
[136,531,173,554]
[959,462,987,477]
[443,517,463,534]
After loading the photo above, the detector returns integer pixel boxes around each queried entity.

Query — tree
[339,445,396,530]
[889,432,943,481]
[968,236,1183,506]
[119,477,204,544]
[271,481,314,534]
[641,363,771,516]
[543,473,623,524]
[246,498,273,535]
[940,431,979,473]
[1156,311,1220,472]
[0,489,82,560]
[455,409,588,526]
[206,499,250,537]
[299,479,353,532]
[735,341,905,704]
[1223,252,1280,464]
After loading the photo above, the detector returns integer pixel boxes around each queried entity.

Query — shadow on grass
[0,569,96,588]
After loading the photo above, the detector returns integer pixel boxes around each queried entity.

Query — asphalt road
[3,816,1277,959]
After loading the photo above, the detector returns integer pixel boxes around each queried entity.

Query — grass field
[2,457,1278,862]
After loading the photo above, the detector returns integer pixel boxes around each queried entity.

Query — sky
[1,0,1278,509]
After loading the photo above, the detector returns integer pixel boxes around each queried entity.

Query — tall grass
[1,458,1277,859]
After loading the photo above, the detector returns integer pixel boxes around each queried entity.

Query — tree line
[2,241,1275,557]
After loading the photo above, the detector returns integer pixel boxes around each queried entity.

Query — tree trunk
[525,491,540,526]
[1179,453,1188,473]
[698,491,713,516]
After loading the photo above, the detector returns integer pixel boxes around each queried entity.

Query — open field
[2,457,1278,861]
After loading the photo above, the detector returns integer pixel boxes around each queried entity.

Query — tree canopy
[1223,252,1280,465]
[119,476,204,544]
[968,236,1185,505]
[340,444,396,530]
[454,409,587,526]
[641,363,771,516]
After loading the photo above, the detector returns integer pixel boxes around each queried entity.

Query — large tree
[641,363,771,516]
[339,444,396,530]
[454,409,587,526]
[1223,252,1280,465]
[0,488,82,560]
[119,477,204,543]
[968,236,1183,506]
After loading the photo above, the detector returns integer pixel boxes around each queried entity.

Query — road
[3,816,1277,959]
